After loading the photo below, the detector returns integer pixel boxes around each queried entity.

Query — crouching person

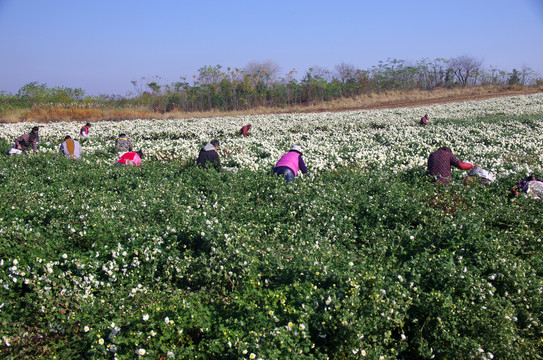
[80,122,91,143]
[514,174,543,199]
[30,126,41,143]
[420,114,429,125]
[273,145,308,182]
[197,139,221,170]
[59,136,82,160]
[239,124,252,136]
[427,146,473,184]
[115,133,133,152]
[116,150,143,167]
[8,133,37,155]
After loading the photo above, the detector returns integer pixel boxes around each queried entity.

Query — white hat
[290,145,302,153]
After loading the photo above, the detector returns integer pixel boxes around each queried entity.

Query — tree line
[1,56,541,115]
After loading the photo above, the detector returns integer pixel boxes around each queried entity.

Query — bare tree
[244,60,281,85]
[335,62,358,83]
[478,66,507,85]
[519,65,536,85]
[131,77,147,96]
[309,65,333,81]
[449,55,483,86]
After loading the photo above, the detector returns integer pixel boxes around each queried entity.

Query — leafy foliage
[1,96,542,359]
[0,155,542,359]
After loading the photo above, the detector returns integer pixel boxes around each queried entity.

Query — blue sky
[1,0,542,96]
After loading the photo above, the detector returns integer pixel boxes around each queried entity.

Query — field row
[1,94,542,178]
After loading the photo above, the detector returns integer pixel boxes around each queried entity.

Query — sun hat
[290,144,302,153]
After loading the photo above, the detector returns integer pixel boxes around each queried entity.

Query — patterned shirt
[115,137,133,152]
[14,134,37,152]
[427,149,472,183]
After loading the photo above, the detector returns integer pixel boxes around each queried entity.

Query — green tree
[147,82,161,94]
[17,82,49,106]
[508,69,521,85]
[196,65,225,86]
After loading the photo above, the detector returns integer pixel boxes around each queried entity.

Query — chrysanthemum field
[1,94,542,359]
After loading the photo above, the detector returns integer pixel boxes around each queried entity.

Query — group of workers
[9,124,92,158]
[8,123,143,166]
[5,120,541,193]
[195,124,307,182]
[195,137,308,183]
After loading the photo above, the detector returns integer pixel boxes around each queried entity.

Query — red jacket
[420,115,429,125]
[239,125,251,136]
[428,148,472,183]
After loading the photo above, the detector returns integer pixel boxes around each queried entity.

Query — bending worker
[273,144,308,182]
[427,146,473,184]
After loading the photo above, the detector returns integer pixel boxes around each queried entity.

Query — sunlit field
[1,94,542,359]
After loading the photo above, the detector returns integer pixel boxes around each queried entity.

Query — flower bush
[0,94,542,359]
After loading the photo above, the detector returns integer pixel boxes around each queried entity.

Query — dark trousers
[274,167,295,182]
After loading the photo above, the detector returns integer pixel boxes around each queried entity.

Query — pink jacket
[117,152,142,167]
[80,126,89,136]
[275,151,301,175]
